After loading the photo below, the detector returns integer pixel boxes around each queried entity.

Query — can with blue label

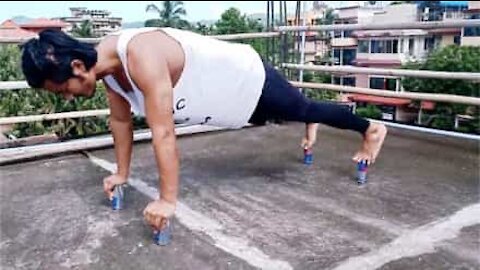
[356,160,368,184]
[111,185,124,210]
[153,219,172,246]
[303,147,313,165]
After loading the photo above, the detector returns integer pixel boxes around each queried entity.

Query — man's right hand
[103,174,128,200]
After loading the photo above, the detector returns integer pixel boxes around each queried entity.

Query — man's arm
[127,37,179,229]
[103,83,133,199]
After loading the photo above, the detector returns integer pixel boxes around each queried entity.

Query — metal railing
[1,19,479,136]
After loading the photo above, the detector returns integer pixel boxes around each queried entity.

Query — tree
[0,45,23,81]
[214,8,252,35]
[72,20,93,38]
[323,8,336,25]
[145,1,189,28]
[192,22,213,35]
[213,8,266,59]
[401,46,480,133]
[314,8,336,25]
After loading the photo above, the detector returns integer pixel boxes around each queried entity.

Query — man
[21,27,387,232]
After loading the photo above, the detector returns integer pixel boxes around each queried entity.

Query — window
[393,40,398,53]
[333,76,342,85]
[370,77,384,89]
[464,27,480,37]
[343,77,356,87]
[358,40,369,53]
[344,30,354,38]
[342,49,356,66]
[370,77,397,91]
[424,36,435,51]
[333,76,355,86]
[454,35,461,45]
[386,40,393,53]
[370,39,399,54]
[408,38,415,55]
[333,49,341,65]
[467,13,480,20]
[371,40,380,53]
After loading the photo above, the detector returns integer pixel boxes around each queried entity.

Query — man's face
[44,77,95,100]
[43,59,97,100]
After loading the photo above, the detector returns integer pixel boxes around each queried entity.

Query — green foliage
[356,105,382,120]
[401,46,480,133]
[72,20,94,38]
[0,44,110,139]
[213,8,268,59]
[302,71,338,101]
[214,8,253,35]
[145,1,189,29]
[0,84,110,139]
[191,22,214,35]
[0,45,23,81]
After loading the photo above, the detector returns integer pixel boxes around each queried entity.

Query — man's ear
[71,59,86,77]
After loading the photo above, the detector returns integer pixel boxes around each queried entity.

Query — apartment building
[330,1,475,123]
[462,1,480,46]
[56,7,122,37]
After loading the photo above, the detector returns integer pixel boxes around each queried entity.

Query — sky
[0,1,366,23]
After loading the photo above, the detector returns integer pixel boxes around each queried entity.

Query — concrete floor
[1,122,479,270]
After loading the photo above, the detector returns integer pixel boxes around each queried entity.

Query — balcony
[355,53,402,67]
[331,37,358,47]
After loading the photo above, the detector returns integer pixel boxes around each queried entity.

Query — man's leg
[252,63,387,164]
[301,123,318,150]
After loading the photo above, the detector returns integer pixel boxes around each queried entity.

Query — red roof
[20,18,69,28]
[1,20,18,28]
[421,101,436,110]
[0,20,36,39]
[349,94,412,106]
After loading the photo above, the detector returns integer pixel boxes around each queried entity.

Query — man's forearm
[110,119,133,178]
[152,130,179,204]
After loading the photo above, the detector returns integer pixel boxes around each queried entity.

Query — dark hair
[21,29,98,88]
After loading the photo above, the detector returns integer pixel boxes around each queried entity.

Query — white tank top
[103,27,265,129]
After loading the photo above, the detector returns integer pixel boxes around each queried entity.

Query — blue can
[303,148,313,165]
[111,185,124,210]
[153,220,172,246]
[356,160,368,184]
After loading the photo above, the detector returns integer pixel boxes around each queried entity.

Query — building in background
[327,1,477,124]
[287,1,330,63]
[56,7,122,37]
[330,4,380,87]
[462,1,480,46]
